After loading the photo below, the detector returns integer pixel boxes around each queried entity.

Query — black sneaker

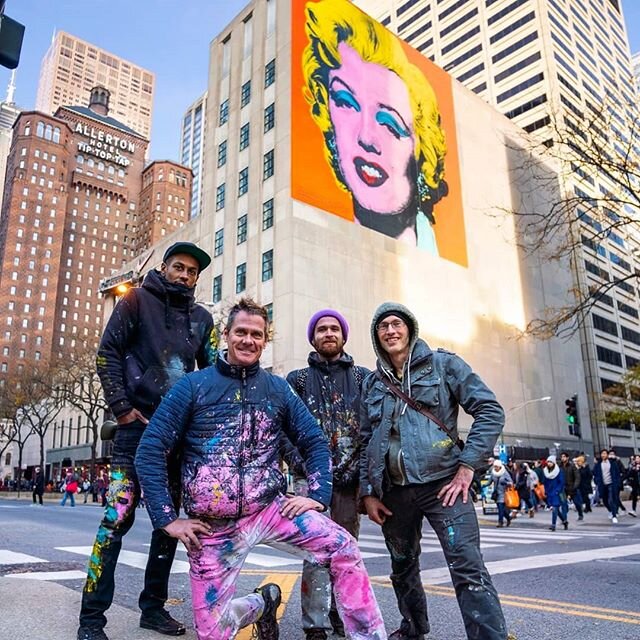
[139,609,186,636]
[254,583,282,640]
[77,627,109,640]
[305,630,328,640]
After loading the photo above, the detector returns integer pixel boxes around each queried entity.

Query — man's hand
[163,518,212,551]
[279,495,324,519]
[437,465,474,507]
[363,496,393,525]
[117,408,149,425]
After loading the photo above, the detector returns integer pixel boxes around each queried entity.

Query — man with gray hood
[360,302,509,640]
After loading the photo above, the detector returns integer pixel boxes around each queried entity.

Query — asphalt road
[1,496,639,640]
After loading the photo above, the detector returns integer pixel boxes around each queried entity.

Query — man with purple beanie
[285,310,370,640]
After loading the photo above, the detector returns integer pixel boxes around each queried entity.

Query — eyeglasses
[376,319,405,333]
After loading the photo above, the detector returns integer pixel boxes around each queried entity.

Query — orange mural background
[290,0,467,268]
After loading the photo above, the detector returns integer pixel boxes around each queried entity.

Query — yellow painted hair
[302,0,447,193]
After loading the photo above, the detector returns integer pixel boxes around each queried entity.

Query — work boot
[304,630,327,640]
[563,520,569,530]
[254,583,282,640]
[139,609,186,636]
[77,627,109,640]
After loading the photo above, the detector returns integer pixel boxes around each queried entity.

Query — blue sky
[1,0,639,161]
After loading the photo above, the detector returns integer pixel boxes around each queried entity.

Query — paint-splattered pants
[299,482,360,632]
[382,478,508,640]
[79,422,181,630]
[187,496,386,640]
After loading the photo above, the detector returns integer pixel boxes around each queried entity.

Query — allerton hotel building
[0,87,192,385]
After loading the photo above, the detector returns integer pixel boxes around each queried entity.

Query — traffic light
[0,4,25,70]
[565,395,580,437]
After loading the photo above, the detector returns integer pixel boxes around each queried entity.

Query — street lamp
[500,396,552,448]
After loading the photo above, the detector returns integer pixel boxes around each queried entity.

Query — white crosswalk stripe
[0,523,627,581]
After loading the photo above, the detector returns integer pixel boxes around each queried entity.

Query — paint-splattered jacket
[360,302,505,501]
[286,352,370,488]
[96,269,217,420]
[135,354,332,529]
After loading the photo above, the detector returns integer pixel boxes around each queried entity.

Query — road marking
[237,573,299,640]
[413,542,640,584]
[5,570,87,581]
[57,546,191,573]
[0,550,47,565]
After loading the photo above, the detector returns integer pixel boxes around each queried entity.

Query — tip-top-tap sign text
[75,122,135,167]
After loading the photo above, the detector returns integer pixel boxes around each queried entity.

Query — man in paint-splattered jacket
[136,298,387,640]
[78,242,216,640]
[360,301,508,640]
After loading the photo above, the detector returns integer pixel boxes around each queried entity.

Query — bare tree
[55,343,110,480]
[503,97,639,339]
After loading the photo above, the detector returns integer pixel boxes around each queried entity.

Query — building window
[216,183,226,210]
[263,149,274,180]
[236,263,247,293]
[237,214,248,244]
[238,167,249,196]
[262,198,274,230]
[264,103,275,132]
[261,249,273,282]
[265,58,276,87]
[217,140,227,167]
[212,275,222,303]
[239,123,250,151]
[241,80,251,107]
[214,229,224,257]
[219,99,229,125]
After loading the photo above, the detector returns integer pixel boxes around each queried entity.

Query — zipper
[236,367,247,519]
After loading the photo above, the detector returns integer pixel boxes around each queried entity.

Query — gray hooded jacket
[359,302,505,500]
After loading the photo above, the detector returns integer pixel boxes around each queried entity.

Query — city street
[1,496,639,639]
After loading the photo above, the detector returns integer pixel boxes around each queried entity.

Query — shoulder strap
[378,375,464,451]
[295,368,308,397]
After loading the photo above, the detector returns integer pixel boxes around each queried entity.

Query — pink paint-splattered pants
[187,496,386,640]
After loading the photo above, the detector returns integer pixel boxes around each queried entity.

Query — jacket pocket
[411,377,441,407]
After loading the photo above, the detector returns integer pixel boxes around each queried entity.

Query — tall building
[0,87,190,385]
[0,71,21,216]
[180,92,207,219]
[355,0,640,454]
[36,31,154,142]
[99,0,585,463]
[138,160,192,252]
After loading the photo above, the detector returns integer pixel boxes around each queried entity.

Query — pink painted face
[328,43,415,215]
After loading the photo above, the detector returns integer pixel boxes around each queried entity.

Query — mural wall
[291,0,467,266]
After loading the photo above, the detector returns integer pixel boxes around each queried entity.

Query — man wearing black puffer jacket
[77,242,216,640]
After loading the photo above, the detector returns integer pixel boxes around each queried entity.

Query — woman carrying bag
[492,460,515,527]
[543,455,569,531]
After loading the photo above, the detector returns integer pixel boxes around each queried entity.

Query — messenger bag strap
[379,375,465,452]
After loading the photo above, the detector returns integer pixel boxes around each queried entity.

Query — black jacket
[96,269,216,420]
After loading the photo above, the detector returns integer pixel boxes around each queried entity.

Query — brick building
[0,87,190,384]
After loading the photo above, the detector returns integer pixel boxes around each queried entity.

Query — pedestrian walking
[575,455,593,513]
[82,478,91,504]
[136,298,386,640]
[60,473,78,507]
[493,460,514,527]
[359,302,511,640]
[284,309,370,640]
[626,454,639,517]
[543,456,568,531]
[608,449,628,515]
[77,242,217,640]
[31,466,45,506]
[593,449,623,523]
[559,452,583,520]
[515,462,536,517]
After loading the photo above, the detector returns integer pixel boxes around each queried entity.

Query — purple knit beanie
[307,309,349,344]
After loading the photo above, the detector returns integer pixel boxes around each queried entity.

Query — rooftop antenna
[5,69,16,104]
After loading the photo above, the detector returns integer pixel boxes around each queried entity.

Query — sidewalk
[477,499,639,529]
[0,578,197,640]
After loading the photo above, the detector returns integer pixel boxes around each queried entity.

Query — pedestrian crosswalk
[0,525,627,581]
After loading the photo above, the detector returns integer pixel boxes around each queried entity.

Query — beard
[315,339,343,360]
